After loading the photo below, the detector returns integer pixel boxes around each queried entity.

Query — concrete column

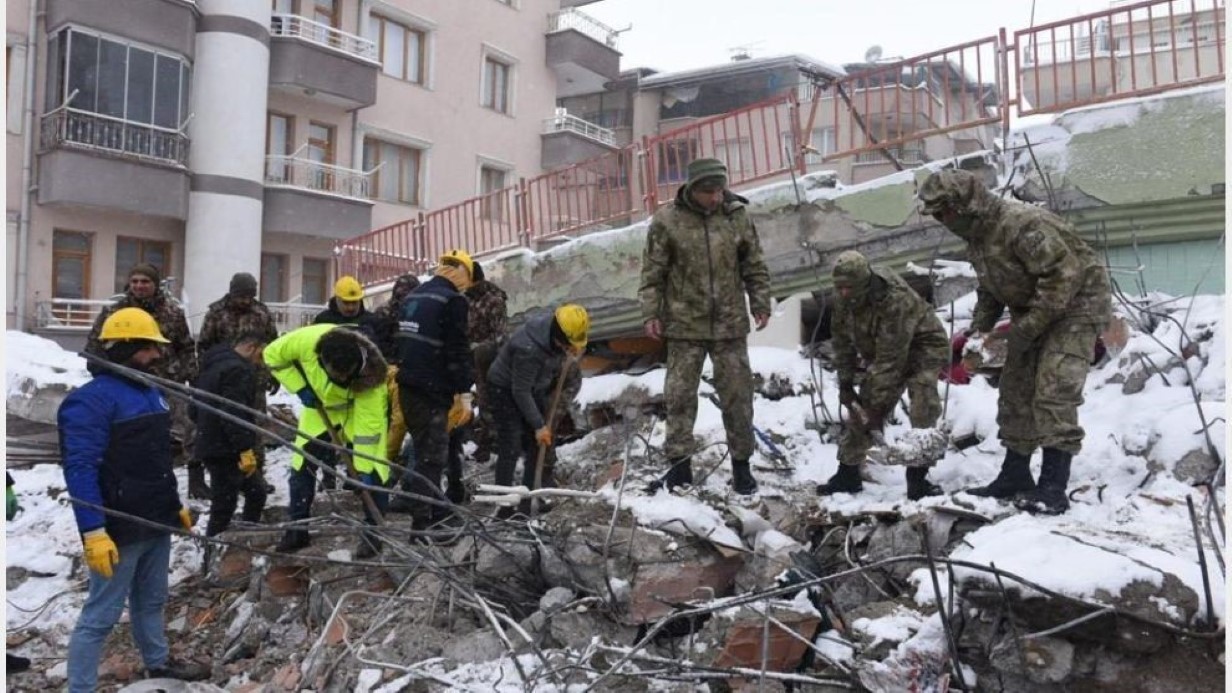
[182,0,271,330]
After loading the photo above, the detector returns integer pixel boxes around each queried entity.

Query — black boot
[968,448,1036,499]
[645,457,693,494]
[1015,448,1072,515]
[7,653,31,673]
[731,459,758,495]
[276,529,310,553]
[147,656,210,681]
[187,463,210,500]
[817,464,863,495]
[354,530,383,559]
[905,467,943,501]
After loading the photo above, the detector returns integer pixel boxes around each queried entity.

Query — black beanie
[229,272,258,298]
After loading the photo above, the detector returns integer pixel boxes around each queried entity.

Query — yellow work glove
[179,507,195,532]
[238,449,258,476]
[83,529,120,579]
[447,395,474,432]
[535,426,553,448]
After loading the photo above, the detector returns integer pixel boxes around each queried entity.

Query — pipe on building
[15,0,42,331]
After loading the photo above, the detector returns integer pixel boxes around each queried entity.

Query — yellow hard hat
[334,276,365,302]
[100,307,169,343]
[438,249,474,278]
[554,304,590,351]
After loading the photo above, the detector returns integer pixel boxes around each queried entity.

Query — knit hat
[686,158,728,189]
[129,263,161,286]
[229,272,258,298]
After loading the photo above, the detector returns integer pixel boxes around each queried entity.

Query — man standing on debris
[639,157,771,495]
[60,308,209,690]
[816,251,950,500]
[465,260,509,463]
[919,168,1111,514]
[197,272,280,494]
[193,331,270,537]
[487,304,589,515]
[86,264,201,497]
[264,324,390,555]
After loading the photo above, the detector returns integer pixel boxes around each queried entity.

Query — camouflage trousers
[471,341,500,459]
[664,338,755,461]
[838,354,944,467]
[999,317,1103,455]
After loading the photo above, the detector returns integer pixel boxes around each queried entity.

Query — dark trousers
[398,388,451,521]
[288,432,339,524]
[490,385,553,489]
[203,455,267,537]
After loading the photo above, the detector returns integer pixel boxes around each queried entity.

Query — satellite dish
[864,45,883,63]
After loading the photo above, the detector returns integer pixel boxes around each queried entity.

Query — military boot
[1015,448,1071,515]
[731,459,758,495]
[645,457,693,494]
[905,466,943,501]
[187,462,210,500]
[968,448,1036,499]
[816,464,863,495]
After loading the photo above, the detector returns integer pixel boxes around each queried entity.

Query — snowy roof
[636,53,845,89]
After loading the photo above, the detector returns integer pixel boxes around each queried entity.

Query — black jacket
[394,276,473,405]
[487,313,563,430]
[314,297,381,333]
[193,344,258,459]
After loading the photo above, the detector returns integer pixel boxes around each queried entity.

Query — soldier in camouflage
[196,272,281,498]
[919,168,1111,515]
[816,251,950,500]
[465,261,509,462]
[85,263,200,490]
[639,158,771,495]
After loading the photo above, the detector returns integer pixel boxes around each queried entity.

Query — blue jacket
[395,276,473,405]
[58,372,182,546]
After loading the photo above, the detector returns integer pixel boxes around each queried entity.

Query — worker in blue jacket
[58,308,208,691]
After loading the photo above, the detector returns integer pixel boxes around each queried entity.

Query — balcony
[37,108,190,219]
[268,14,379,108]
[46,0,197,59]
[263,155,373,240]
[541,110,618,169]
[546,8,621,98]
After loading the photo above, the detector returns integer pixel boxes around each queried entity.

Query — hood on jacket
[316,326,387,392]
[524,312,556,353]
[200,342,247,372]
[674,185,749,216]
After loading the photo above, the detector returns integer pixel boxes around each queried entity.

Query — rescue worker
[639,157,771,495]
[919,168,1112,514]
[264,324,390,555]
[816,251,950,500]
[314,275,380,333]
[60,308,208,690]
[370,273,421,468]
[197,272,280,494]
[193,331,270,537]
[465,261,509,462]
[86,263,201,497]
[388,250,475,528]
[487,305,589,515]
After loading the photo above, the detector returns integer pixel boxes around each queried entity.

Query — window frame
[260,253,290,303]
[478,163,510,223]
[363,137,423,206]
[52,229,93,299]
[266,112,295,183]
[370,15,426,85]
[480,54,512,114]
[301,257,330,305]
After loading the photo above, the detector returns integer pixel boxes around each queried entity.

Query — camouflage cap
[832,250,872,287]
[918,168,979,214]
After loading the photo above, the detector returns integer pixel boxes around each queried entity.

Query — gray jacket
[487,313,561,430]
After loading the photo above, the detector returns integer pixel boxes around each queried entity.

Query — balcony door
[266,113,293,183]
[307,121,335,191]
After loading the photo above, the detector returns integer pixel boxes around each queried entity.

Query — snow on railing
[547,7,620,49]
[544,111,617,145]
[270,13,378,62]
[264,155,371,200]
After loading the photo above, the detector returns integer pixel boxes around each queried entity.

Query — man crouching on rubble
[264,324,390,556]
[816,250,950,500]
[59,308,209,690]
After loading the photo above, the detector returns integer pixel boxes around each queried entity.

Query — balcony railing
[265,301,325,332]
[853,146,927,165]
[35,298,113,330]
[265,155,371,200]
[547,7,620,49]
[544,111,617,145]
[270,13,378,63]
[40,108,190,167]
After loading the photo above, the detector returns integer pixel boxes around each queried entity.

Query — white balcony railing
[544,110,617,145]
[265,301,325,332]
[40,108,190,167]
[547,7,620,49]
[265,155,372,200]
[35,298,114,330]
[270,13,378,62]
[853,146,928,165]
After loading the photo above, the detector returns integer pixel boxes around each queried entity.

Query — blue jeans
[68,534,171,693]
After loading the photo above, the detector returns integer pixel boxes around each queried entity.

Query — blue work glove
[296,387,318,409]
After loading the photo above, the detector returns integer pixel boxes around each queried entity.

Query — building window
[266,112,294,182]
[785,127,836,165]
[656,139,698,184]
[302,257,329,305]
[313,0,338,27]
[114,237,170,294]
[368,16,426,84]
[479,165,508,222]
[363,138,422,205]
[261,254,288,303]
[481,56,510,114]
[52,230,92,299]
[308,121,335,189]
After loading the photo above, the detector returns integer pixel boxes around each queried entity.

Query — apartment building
[6,0,620,344]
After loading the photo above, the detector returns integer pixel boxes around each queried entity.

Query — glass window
[261,254,288,303]
[125,48,154,124]
[479,165,507,222]
[96,40,127,118]
[266,113,293,182]
[67,32,99,112]
[382,20,405,80]
[52,230,92,299]
[114,237,171,294]
[363,138,421,205]
[370,16,425,84]
[153,54,181,128]
[302,258,329,305]
[482,57,510,113]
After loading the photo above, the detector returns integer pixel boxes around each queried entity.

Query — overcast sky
[585,0,1114,73]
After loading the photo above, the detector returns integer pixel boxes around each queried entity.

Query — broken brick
[265,565,310,597]
[712,609,820,672]
[626,553,744,624]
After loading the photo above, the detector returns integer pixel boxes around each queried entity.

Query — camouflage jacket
[85,290,198,383]
[197,295,279,353]
[960,186,1112,338]
[371,296,409,362]
[466,280,508,348]
[832,270,948,414]
[640,188,772,340]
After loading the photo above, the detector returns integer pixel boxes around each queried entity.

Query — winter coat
[639,186,772,340]
[394,276,473,405]
[466,280,509,348]
[264,324,390,482]
[58,372,182,546]
[198,295,279,353]
[957,185,1112,339]
[193,344,259,459]
[487,313,564,431]
[832,270,949,415]
[313,297,381,335]
[85,290,197,382]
